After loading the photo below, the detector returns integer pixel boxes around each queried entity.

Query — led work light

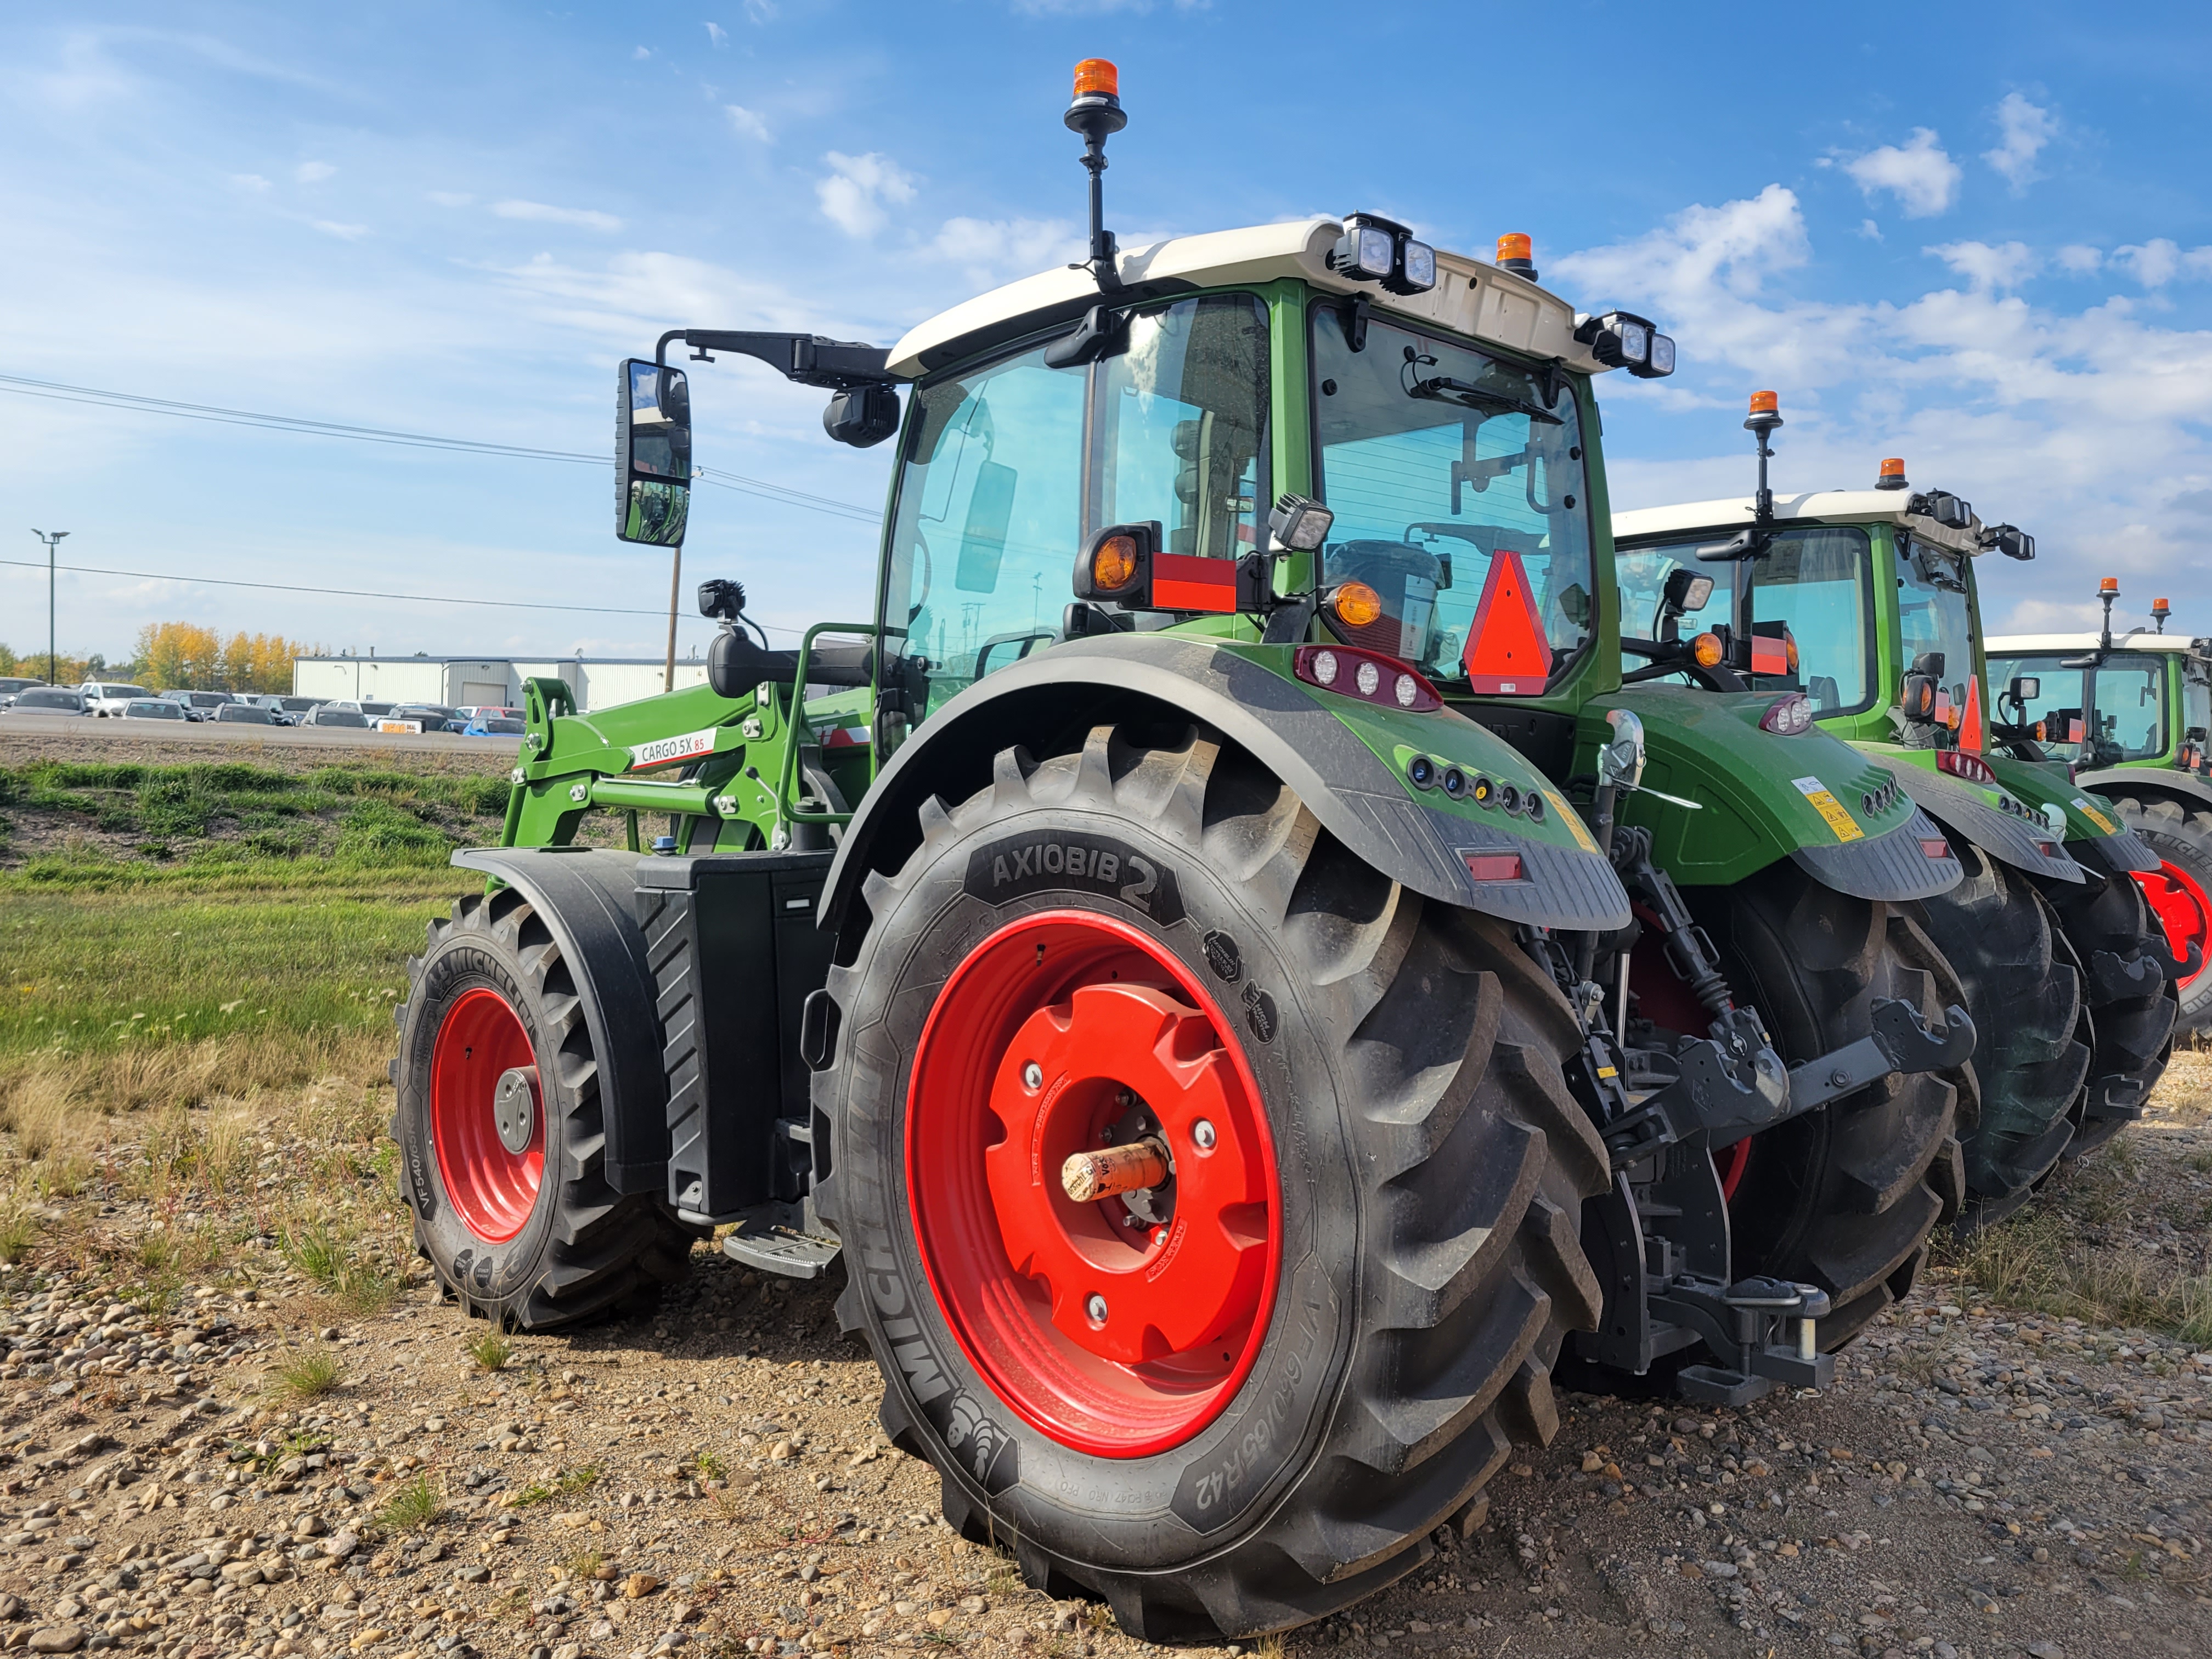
[1329,213,1437,296]
[1575,310,1677,379]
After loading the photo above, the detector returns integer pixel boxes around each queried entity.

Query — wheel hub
[493,1067,540,1155]
[906,910,1280,1457]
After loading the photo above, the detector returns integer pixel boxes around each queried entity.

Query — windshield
[1310,306,1592,686]
[1988,650,2169,763]
[1617,525,1874,711]
[885,292,1270,713]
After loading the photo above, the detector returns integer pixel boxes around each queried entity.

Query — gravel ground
[1,1082,2205,1659]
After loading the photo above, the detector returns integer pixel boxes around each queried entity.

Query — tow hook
[1654,1276,1835,1406]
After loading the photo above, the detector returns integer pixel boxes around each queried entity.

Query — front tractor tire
[2037,857,2181,1160]
[392,889,695,1328]
[812,724,1611,1642]
[1691,863,1977,1349]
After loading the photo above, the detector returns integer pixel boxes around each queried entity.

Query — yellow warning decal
[1791,774,1865,843]
[1554,792,1600,854]
[2072,796,2118,836]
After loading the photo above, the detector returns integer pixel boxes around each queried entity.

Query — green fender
[1583,684,1962,901]
[820,634,1633,939]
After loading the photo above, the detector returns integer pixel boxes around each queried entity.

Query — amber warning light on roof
[2101,577,2120,594]
[1748,390,1779,415]
[1072,58,1118,97]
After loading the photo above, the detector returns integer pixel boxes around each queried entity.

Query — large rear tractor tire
[1907,839,2089,1224]
[1689,862,1977,1349]
[2108,792,2212,1038]
[2036,859,2181,1160]
[811,723,1610,1641]
[392,888,695,1328]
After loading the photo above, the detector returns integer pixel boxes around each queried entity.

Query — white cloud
[927,216,1081,285]
[491,199,623,233]
[723,104,771,142]
[1010,0,1208,12]
[633,46,651,60]
[427,191,474,208]
[704,21,728,46]
[1858,218,1883,242]
[311,221,368,240]
[743,0,778,20]
[2115,239,2181,287]
[1984,93,2057,194]
[815,151,917,238]
[1843,128,1961,218]
[2056,244,2102,275]
[229,173,271,191]
[1927,240,2038,292]
[1556,183,2212,634]
[295,161,336,184]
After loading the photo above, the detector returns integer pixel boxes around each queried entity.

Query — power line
[0,556,802,635]
[0,372,882,523]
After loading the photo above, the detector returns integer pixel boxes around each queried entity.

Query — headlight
[1616,319,1649,365]
[1574,309,1675,377]
[1646,333,1676,375]
[1331,213,1436,296]
[1400,240,1437,291]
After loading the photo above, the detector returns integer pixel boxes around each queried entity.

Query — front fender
[821,635,1632,936]
[1593,685,1961,901]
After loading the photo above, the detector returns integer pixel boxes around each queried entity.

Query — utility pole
[30,529,67,685]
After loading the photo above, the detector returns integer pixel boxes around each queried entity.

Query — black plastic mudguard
[1787,806,1964,902]
[451,848,670,1196]
[819,634,1633,938]
[2074,825,2161,877]
[1892,765,2084,883]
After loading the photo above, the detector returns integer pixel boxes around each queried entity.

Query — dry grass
[270,1347,343,1401]
[466,1331,515,1373]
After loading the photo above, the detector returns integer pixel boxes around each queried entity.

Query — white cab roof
[1613,489,1984,556]
[1987,631,2204,654]
[887,217,1610,380]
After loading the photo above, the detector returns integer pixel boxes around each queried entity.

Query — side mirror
[617,358,691,546]
[824,383,901,449]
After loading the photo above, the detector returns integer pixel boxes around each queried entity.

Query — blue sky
[3,1,2209,668]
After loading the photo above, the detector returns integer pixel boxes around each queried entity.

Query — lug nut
[1085,1294,1108,1325]
[1193,1119,1217,1150]
[1022,1061,1043,1091]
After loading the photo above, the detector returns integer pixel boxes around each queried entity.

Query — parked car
[158,690,239,722]
[120,699,188,722]
[0,676,43,702]
[249,695,319,725]
[462,714,527,736]
[7,687,89,716]
[80,681,152,717]
[213,703,275,725]
[298,706,370,729]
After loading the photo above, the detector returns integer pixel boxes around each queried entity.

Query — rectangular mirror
[617,358,692,546]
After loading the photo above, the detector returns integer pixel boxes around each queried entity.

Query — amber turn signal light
[1691,632,1724,668]
[1326,580,1384,629]
[1090,533,1140,592]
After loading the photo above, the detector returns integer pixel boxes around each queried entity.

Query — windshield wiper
[1407,375,1563,425]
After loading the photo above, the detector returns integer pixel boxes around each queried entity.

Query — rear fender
[820,634,1632,941]
[1593,685,1961,901]
[2075,768,2212,815]
[449,847,669,1197]
[1880,754,2084,883]
[1985,755,2159,875]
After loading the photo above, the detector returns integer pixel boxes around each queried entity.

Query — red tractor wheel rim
[906,910,1280,1458]
[2135,861,2211,990]
[430,988,544,1243]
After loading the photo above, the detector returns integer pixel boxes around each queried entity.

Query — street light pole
[30,529,67,685]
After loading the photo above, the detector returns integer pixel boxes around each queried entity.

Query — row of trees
[0,623,326,693]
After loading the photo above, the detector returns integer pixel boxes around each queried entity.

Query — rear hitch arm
[1775,996,1976,1128]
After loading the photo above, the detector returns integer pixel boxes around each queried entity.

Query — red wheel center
[431,988,545,1243]
[907,911,1280,1458]
[2135,860,2211,989]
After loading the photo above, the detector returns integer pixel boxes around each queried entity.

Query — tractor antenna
[1064,59,1127,294]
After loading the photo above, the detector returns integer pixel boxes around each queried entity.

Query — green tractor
[1988,593,2212,1048]
[1613,409,2185,1206]
[390,64,1985,1639]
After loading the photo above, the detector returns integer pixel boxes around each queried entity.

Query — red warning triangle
[1461,548,1553,695]
[1959,674,1984,753]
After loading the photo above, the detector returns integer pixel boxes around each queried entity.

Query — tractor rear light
[1691,632,1724,668]
[1786,631,1800,673]
[1463,853,1526,883]
[1759,694,1815,735]
[1938,750,1997,786]
[1293,645,1443,712]
[1325,579,1384,629]
[2036,840,2059,859]
[1921,838,1954,860]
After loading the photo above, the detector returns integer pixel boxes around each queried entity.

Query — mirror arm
[660,330,904,389]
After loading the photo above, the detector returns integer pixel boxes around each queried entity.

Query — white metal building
[291,653,709,713]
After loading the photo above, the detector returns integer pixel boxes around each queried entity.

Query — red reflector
[1149,552,1238,613]
[1750,634,1790,674]
[1920,838,1954,859]
[1463,853,1525,883]
[2035,840,2059,858]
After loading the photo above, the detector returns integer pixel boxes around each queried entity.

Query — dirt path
[1,1076,2207,1659]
